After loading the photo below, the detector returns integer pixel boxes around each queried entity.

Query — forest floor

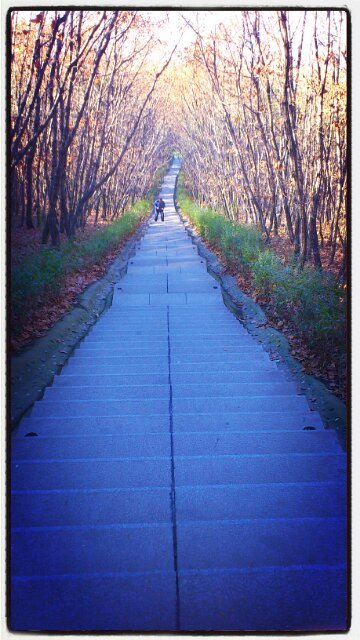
[11,216,111,267]
[10,218,137,351]
[268,229,345,280]
[205,230,346,403]
[267,230,346,401]
[235,269,346,402]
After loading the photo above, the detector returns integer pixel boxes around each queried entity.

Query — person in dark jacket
[154,197,165,221]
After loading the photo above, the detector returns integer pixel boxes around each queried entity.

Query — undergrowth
[177,175,346,363]
[11,194,158,333]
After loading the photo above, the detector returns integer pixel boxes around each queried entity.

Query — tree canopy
[10,9,347,275]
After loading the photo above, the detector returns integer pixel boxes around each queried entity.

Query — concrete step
[87,324,169,332]
[11,430,341,459]
[75,345,264,357]
[85,333,250,343]
[31,395,312,418]
[11,452,345,491]
[11,486,172,527]
[12,433,172,460]
[176,517,346,569]
[168,284,221,293]
[51,371,289,387]
[11,518,345,580]
[43,385,170,401]
[61,362,170,375]
[15,415,170,437]
[63,355,170,366]
[11,457,172,490]
[173,452,346,485]
[117,274,168,283]
[172,412,324,430]
[173,430,342,454]
[117,283,168,293]
[126,264,206,274]
[133,248,197,257]
[81,334,257,345]
[97,310,169,318]
[53,373,170,387]
[64,353,270,367]
[178,566,346,631]
[172,345,265,356]
[11,478,346,529]
[171,360,278,372]
[42,382,298,402]
[168,321,245,330]
[77,345,170,356]
[91,322,243,333]
[61,361,278,376]
[82,337,254,348]
[166,273,214,280]
[104,306,169,314]
[171,352,270,363]
[30,398,170,418]
[169,324,250,333]
[176,481,346,520]
[15,410,325,437]
[171,382,298,397]
[94,315,166,322]
[11,573,177,631]
[12,524,174,576]
[115,276,220,294]
[171,370,288,383]
[172,395,310,414]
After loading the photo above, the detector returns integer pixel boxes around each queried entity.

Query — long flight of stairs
[10,159,347,632]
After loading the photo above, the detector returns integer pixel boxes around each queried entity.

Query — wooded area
[10,9,347,391]
[10,9,347,270]
[10,10,176,246]
[177,11,347,276]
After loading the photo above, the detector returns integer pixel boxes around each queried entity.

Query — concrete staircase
[10,159,347,632]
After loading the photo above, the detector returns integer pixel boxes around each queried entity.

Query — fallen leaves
[11,228,128,352]
[199,229,346,402]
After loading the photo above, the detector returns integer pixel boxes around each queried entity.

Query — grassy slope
[177,176,346,382]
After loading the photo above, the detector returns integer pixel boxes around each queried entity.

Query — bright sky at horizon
[142,9,347,68]
[11,8,347,69]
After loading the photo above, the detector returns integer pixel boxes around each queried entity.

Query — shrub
[12,248,64,320]
[252,250,282,295]
[288,267,346,350]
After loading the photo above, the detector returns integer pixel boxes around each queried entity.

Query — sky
[9,8,347,66]
[142,9,347,71]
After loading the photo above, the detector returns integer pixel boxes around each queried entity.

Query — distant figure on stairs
[154,197,165,222]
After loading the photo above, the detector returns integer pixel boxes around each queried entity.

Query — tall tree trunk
[309,193,322,269]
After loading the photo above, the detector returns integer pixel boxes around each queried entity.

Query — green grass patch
[177,176,346,360]
[12,208,145,332]
[177,175,262,270]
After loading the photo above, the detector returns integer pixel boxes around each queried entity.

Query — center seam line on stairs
[167,304,181,630]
